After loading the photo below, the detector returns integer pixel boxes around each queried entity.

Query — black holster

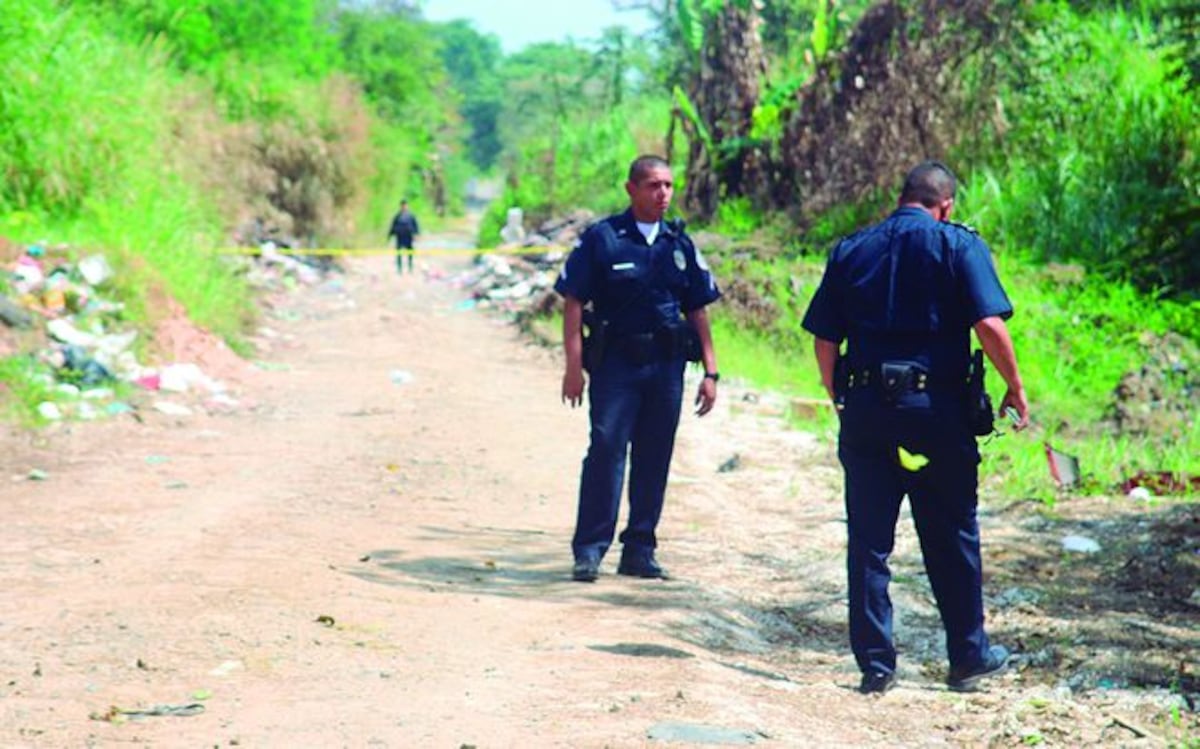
[879,361,926,405]
[967,349,995,436]
[581,316,608,372]
[654,322,703,363]
[833,357,848,407]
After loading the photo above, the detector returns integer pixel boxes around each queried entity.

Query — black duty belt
[843,362,967,395]
[611,327,692,364]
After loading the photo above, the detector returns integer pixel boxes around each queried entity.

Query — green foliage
[708,246,1199,504]
[753,2,876,156]
[433,20,504,170]
[479,99,672,246]
[989,253,1187,426]
[83,170,256,343]
[0,0,253,341]
[495,42,596,154]
[334,5,450,133]
[0,2,166,214]
[0,0,464,423]
[802,190,889,250]
[810,0,831,59]
[475,32,677,244]
[956,5,1199,296]
[84,0,340,121]
[332,5,469,219]
[675,0,708,53]
[673,85,713,152]
[0,355,56,425]
[93,0,339,78]
[712,197,763,238]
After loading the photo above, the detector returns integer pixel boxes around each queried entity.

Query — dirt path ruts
[1,232,1194,747]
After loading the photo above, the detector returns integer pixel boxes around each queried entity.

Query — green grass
[703,249,1198,506]
[711,316,812,394]
[0,355,56,426]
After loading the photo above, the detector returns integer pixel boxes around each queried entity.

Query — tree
[672,0,769,219]
[432,20,504,170]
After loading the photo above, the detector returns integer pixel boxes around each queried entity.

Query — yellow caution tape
[214,246,568,256]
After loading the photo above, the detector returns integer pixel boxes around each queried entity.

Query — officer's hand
[694,377,717,416]
[562,368,586,408]
[1000,387,1030,431]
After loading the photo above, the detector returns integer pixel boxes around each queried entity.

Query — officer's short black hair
[899,161,957,207]
[628,155,671,184]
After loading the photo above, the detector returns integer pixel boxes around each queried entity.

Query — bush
[477,99,675,246]
[956,5,1198,297]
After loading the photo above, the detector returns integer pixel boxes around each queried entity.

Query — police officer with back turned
[802,161,1029,694]
[556,155,721,583]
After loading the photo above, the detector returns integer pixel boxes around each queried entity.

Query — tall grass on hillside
[0,0,253,342]
[0,1,156,215]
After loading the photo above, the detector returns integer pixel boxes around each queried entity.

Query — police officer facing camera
[802,161,1029,694]
[556,155,721,583]
[387,199,419,274]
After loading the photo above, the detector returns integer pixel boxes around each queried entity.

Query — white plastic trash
[1061,535,1101,554]
[153,401,194,417]
[37,402,63,420]
[158,363,218,393]
[46,318,98,347]
[77,255,114,286]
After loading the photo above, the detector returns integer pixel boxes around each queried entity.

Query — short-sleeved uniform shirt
[390,211,419,244]
[554,210,721,336]
[802,206,1012,381]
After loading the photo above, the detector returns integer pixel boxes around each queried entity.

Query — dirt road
[2,226,1195,747]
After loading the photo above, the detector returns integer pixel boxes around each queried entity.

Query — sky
[419,0,656,53]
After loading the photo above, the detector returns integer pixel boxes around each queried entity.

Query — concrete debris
[447,209,595,318]
[229,217,340,289]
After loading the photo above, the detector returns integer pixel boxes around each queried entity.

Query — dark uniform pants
[572,353,686,559]
[837,388,990,675]
[395,239,414,272]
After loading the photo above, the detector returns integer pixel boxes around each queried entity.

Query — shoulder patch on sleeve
[950,220,980,235]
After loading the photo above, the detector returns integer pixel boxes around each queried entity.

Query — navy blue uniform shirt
[554,210,721,336]
[389,211,419,243]
[802,206,1012,380]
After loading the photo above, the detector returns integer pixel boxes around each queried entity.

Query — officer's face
[626,166,674,222]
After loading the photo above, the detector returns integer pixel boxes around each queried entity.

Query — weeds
[703,246,1198,506]
[0,355,55,426]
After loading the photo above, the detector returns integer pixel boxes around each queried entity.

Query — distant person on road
[555,155,722,583]
[802,161,1029,694]
[387,199,420,274]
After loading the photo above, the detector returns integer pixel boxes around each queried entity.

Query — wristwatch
[703,371,720,382]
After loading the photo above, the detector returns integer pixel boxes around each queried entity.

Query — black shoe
[616,548,669,579]
[572,555,600,583]
[947,645,1010,692]
[858,670,897,695]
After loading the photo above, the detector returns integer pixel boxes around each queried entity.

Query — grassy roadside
[706,249,1198,506]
